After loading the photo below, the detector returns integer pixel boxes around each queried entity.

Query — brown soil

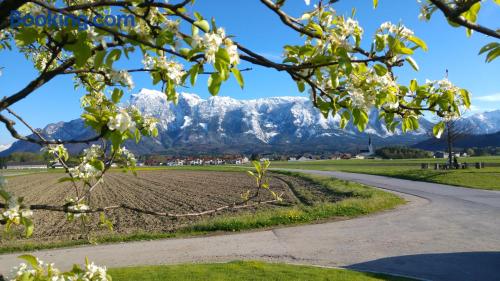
[1,170,334,242]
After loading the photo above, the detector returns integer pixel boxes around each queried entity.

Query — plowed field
[2,170,331,241]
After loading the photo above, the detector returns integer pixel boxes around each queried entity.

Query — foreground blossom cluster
[142,55,186,85]
[109,70,134,89]
[193,27,240,65]
[65,198,91,220]
[10,255,110,281]
[1,203,32,225]
[68,145,104,182]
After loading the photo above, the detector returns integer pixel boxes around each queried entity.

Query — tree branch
[0,199,280,218]
[429,0,500,39]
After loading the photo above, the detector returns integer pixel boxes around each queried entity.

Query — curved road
[2,170,500,281]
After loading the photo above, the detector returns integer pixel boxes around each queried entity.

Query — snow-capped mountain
[458,110,500,134]
[0,144,11,152]
[0,89,453,156]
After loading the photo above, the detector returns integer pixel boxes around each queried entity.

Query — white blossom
[3,206,20,221]
[427,78,459,93]
[383,101,400,110]
[117,147,137,167]
[142,55,186,85]
[67,202,90,219]
[109,70,134,89]
[9,256,110,281]
[437,78,458,92]
[202,32,224,63]
[83,262,109,280]
[21,209,33,218]
[0,30,6,41]
[143,117,158,135]
[163,60,186,84]
[342,18,363,37]
[348,87,367,109]
[107,110,135,133]
[82,145,103,162]
[224,38,240,65]
[379,22,414,38]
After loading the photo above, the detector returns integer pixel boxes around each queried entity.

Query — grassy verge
[0,231,201,254]
[344,167,500,190]
[272,157,500,190]
[108,260,416,281]
[191,172,403,232]
[0,173,403,254]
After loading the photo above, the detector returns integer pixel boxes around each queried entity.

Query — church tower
[368,136,374,155]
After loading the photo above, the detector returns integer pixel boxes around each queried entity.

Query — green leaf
[58,177,75,183]
[460,89,471,108]
[105,49,122,67]
[111,88,123,103]
[18,254,41,270]
[135,128,141,143]
[353,108,369,131]
[208,73,222,96]
[399,47,414,55]
[408,36,428,51]
[90,160,105,171]
[216,48,231,65]
[0,189,11,201]
[409,116,419,130]
[21,217,34,238]
[195,20,210,32]
[375,34,386,51]
[462,2,481,23]
[297,81,305,93]
[410,79,418,92]
[479,42,499,55]
[310,23,323,36]
[194,12,203,21]
[373,64,388,76]
[189,64,200,86]
[14,28,38,46]
[340,111,351,129]
[94,51,106,68]
[466,28,473,37]
[406,57,419,71]
[231,68,244,89]
[485,47,500,63]
[433,122,445,138]
[66,33,92,67]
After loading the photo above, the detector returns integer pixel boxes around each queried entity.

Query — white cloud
[475,93,500,102]
[468,105,481,112]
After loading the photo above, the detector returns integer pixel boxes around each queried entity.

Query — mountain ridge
[2,89,498,156]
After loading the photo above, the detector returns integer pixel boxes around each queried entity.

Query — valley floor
[2,170,499,281]
[272,156,500,190]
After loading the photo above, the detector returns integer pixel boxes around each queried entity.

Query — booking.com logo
[10,11,136,31]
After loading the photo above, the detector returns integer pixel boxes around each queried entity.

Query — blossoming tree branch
[0,0,497,279]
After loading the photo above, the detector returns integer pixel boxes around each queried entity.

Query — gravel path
[2,170,499,281]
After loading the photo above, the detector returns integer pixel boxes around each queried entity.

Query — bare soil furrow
[2,170,332,242]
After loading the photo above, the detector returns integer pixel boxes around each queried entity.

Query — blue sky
[0,0,499,145]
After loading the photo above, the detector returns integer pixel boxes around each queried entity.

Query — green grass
[271,157,500,190]
[108,261,415,281]
[0,231,200,254]
[0,173,403,254]
[191,172,403,232]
